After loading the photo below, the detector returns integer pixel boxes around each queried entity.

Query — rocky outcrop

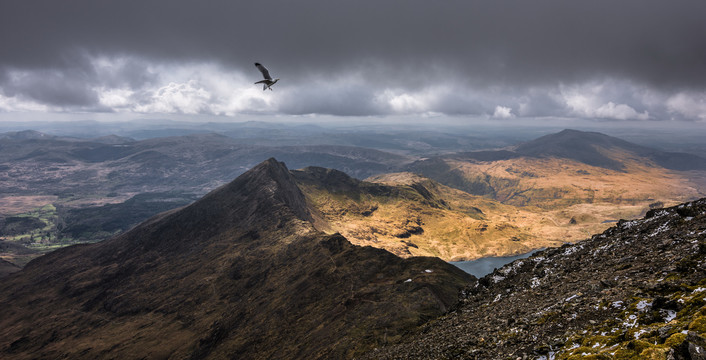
[365,198,706,359]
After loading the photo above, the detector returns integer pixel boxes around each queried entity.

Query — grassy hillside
[294,168,566,261]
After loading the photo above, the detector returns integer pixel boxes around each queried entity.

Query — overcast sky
[1,0,705,124]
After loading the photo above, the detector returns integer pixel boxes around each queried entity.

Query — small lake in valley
[450,249,542,278]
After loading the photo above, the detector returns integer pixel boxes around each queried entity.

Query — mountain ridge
[0,158,472,359]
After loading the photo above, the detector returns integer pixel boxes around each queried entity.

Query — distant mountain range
[0,131,411,196]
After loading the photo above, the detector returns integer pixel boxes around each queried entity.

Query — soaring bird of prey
[254,63,279,91]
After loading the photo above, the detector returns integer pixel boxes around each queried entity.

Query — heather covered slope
[0,158,471,359]
[365,198,706,359]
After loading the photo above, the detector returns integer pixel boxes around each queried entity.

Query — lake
[450,249,542,278]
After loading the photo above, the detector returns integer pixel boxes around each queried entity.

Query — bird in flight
[254,63,280,91]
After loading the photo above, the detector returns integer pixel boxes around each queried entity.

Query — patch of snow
[424,269,433,273]
[634,329,649,339]
[620,220,639,229]
[568,343,580,350]
[636,300,652,311]
[624,314,638,328]
[653,210,670,218]
[562,245,582,256]
[694,287,706,293]
[533,256,546,263]
[649,221,672,237]
[404,278,412,283]
[531,277,541,288]
[493,294,502,302]
[565,294,579,302]
[537,352,556,360]
[686,217,694,221]
[592,342,602,348]
[662,309,677,322]
[611,301,624,309]
[492,275,505,283]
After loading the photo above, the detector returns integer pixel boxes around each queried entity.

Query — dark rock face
[0,158,472,360]
[365,198,706,359]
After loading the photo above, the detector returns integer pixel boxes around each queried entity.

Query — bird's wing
[254,63,272,80]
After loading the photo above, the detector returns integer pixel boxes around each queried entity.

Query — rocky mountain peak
[103,157,315,254]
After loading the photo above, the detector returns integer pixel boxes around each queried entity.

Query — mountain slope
[0,158,471,359]
[404,129,705,253]
[294,167,565,261]
[365,198,706,359]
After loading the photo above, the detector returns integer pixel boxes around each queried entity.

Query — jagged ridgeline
[0,158,472,359]
[366,198,706,359]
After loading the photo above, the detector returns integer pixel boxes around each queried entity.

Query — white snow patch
[562,245,582,256]
[424,269,433,273]
[694,287,706,293]
[624,314,638,328]
[404,278,412,283]
[531,277,541,288]
[636,300,652,311]
[621,220,639,229]
[634,329,649,339]
[662,309,677,322]
[565,294,580,302]
[611,301,624,309]
[492,275,505,283]
[493,294,502,302]
[649,221,672,237]
[537,352,555,360]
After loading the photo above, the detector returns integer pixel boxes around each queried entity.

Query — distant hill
[436,129,706,172]
[366,198,706,359]
[0,158,471,359]
[514,129,706,171]
[408,129,706,205]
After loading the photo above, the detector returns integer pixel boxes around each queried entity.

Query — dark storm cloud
[0,0,705,118]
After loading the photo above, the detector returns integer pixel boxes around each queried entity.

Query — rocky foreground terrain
[365,198,706,359]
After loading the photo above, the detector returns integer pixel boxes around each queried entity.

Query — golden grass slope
[295,153,705,262]
[295,169,564,261]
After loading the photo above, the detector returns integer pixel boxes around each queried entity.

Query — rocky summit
[0,158,472,360]
[365,198,706,359]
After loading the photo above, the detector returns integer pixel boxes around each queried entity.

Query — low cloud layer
[1,0,705,122]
